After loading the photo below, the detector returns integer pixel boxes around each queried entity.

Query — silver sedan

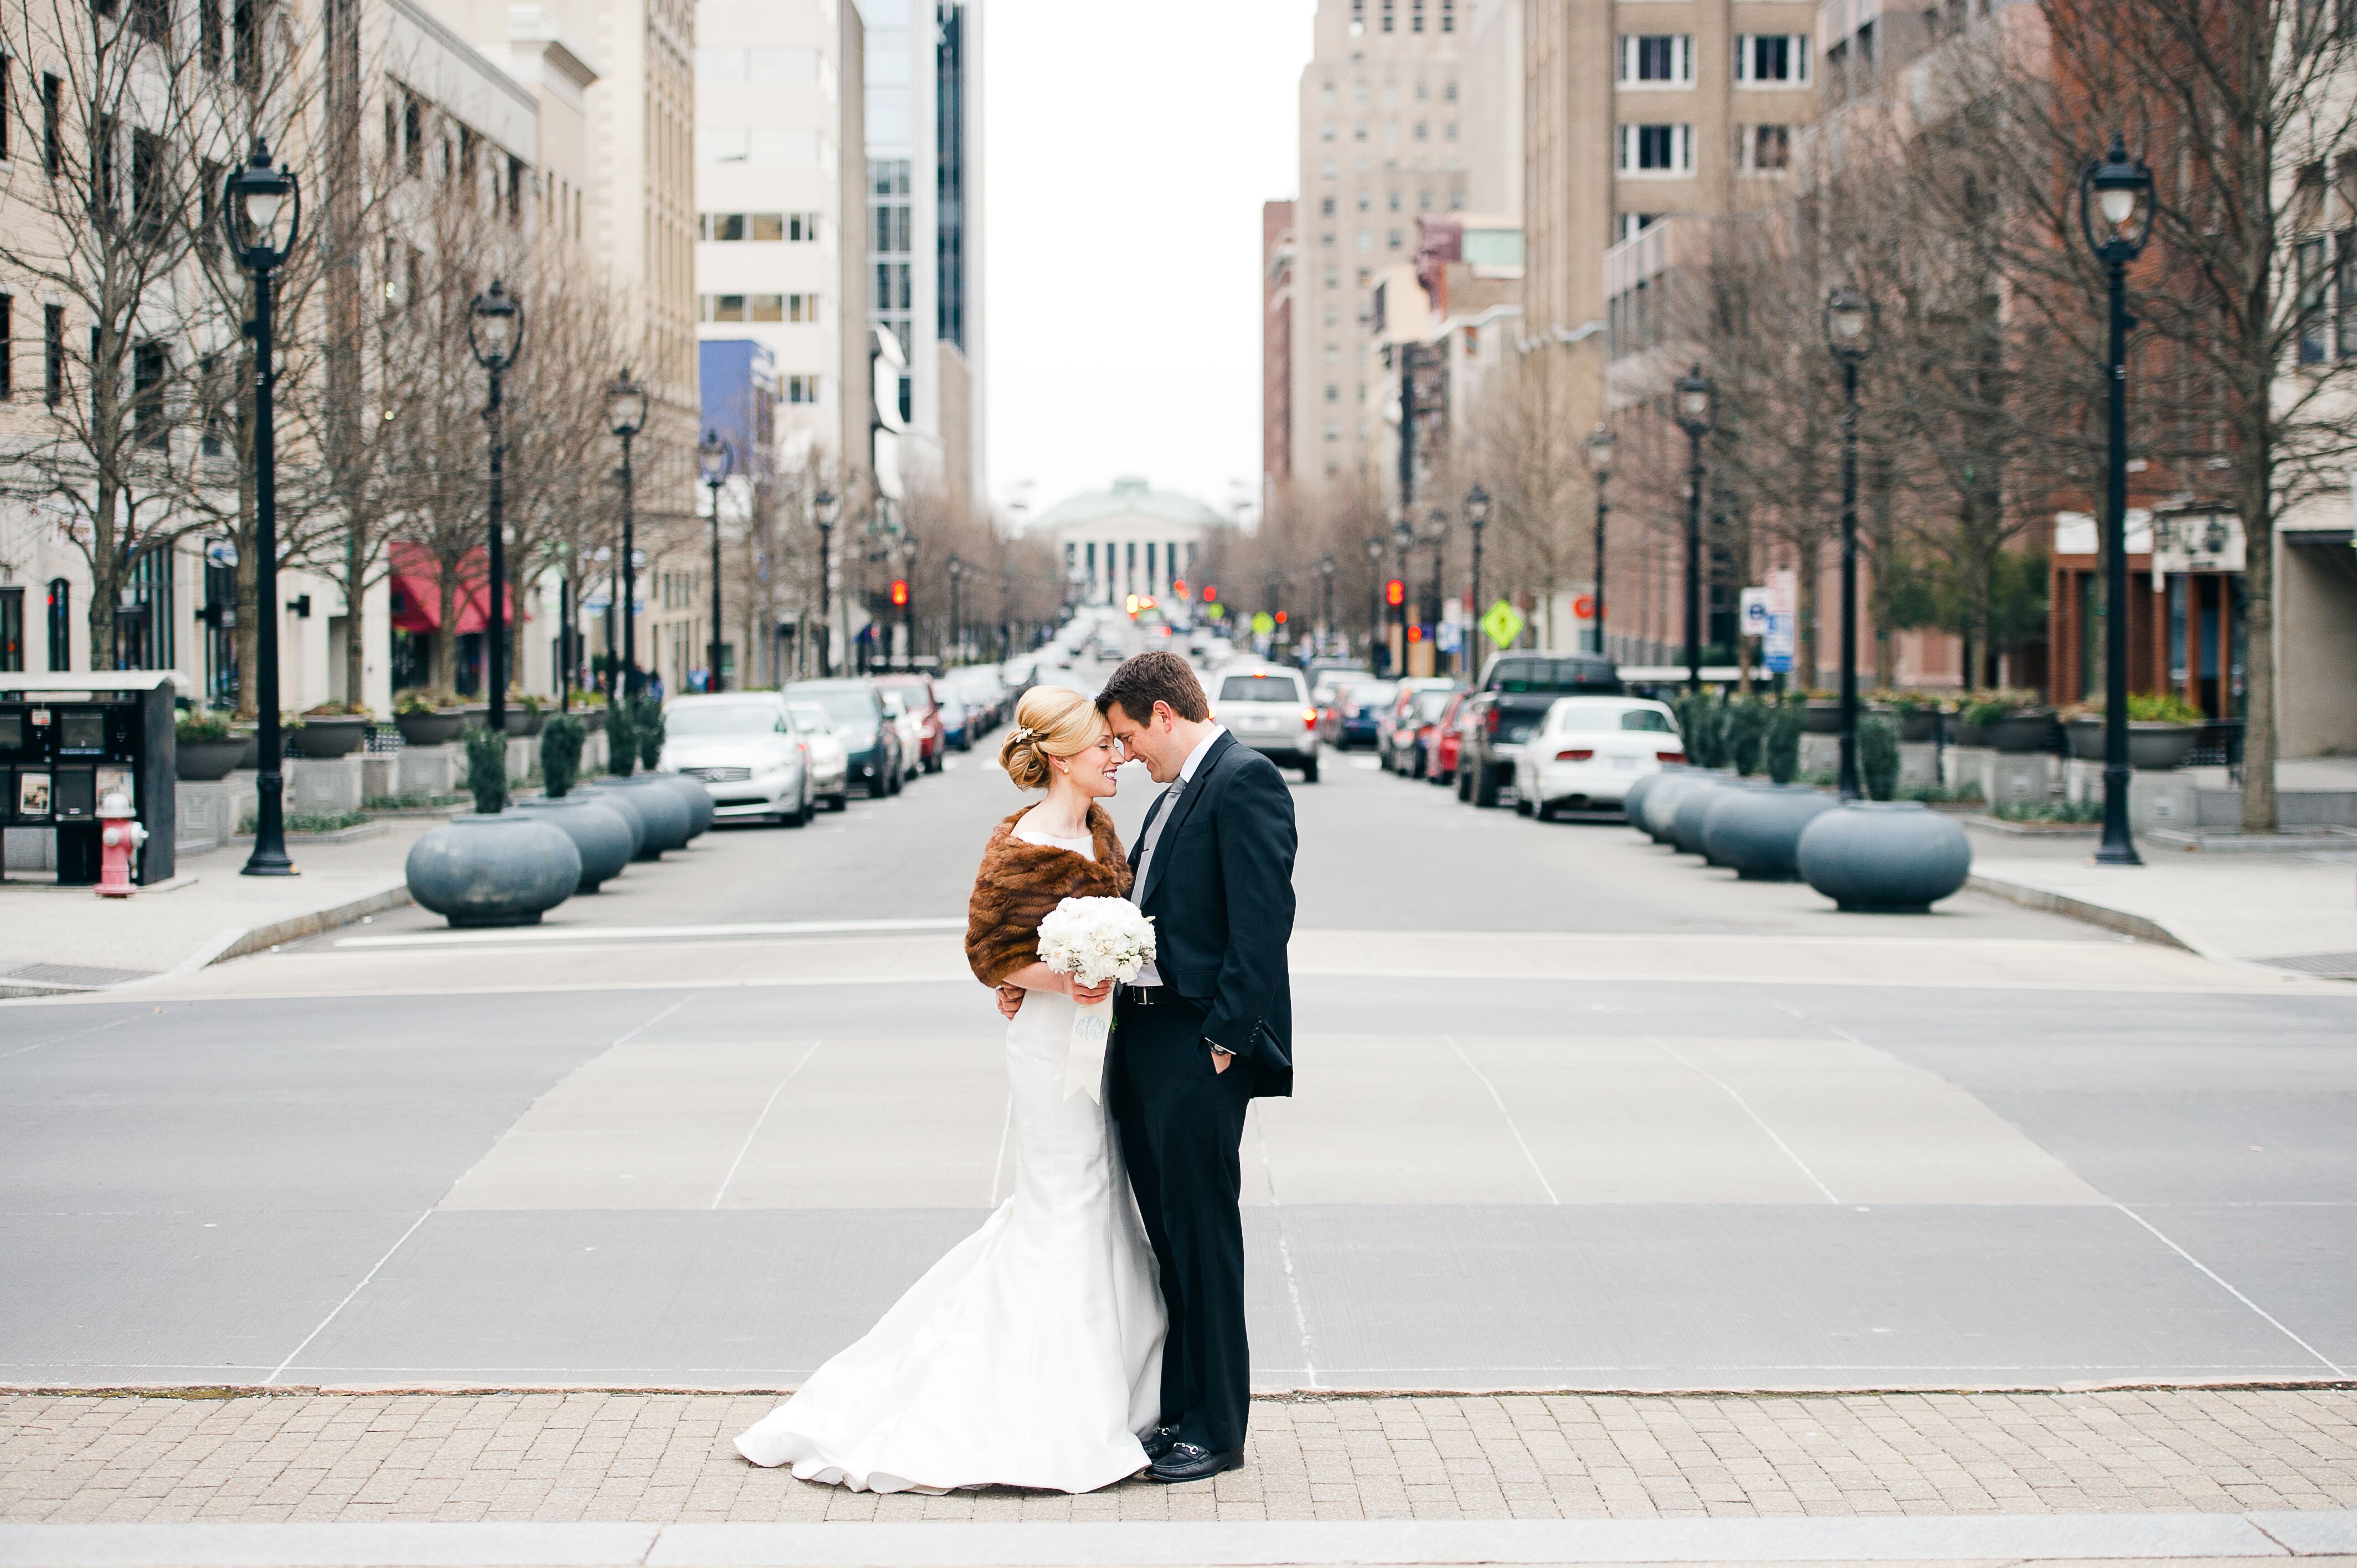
[660,695,815,826]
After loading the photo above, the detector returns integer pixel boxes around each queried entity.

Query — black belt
[1119,983,1165,1007]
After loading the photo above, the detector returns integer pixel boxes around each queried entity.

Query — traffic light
[1274,610,1287,625]
[1172,578,1191,600]
[889,579,908,607]
[1203,585,1219,604]
[1385,579,1405,607]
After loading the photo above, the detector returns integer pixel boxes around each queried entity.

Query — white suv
[1210,667,1320,783]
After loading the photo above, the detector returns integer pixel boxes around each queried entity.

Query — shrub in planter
[540,714,585,797]
[1725,697,1770,777]
[1859,714,1901,801]
[503,692,545,737]
[174,711,245,780]
[634,698,666,771]
[1765,702,1804,784]
[294,704,371,758]
[605,698,639,776]
[464,726,510,815]
[394,692,466,746]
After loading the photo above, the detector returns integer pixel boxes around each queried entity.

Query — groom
[1095,651,1296,1483]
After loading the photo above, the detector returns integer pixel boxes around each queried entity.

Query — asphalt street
[3,662,2353,1395]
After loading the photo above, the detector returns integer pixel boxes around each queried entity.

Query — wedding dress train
[735,921,1165,1494]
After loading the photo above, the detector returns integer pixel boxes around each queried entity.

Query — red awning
[387,542,523,636]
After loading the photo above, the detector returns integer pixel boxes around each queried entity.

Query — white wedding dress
[735,824,1166,1494]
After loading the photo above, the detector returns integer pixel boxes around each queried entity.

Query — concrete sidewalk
[1966,828,2357,972]
[0,823,429,991]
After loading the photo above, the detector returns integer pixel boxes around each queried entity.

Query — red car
[1425,690,1474,785]
[874,676,946,773]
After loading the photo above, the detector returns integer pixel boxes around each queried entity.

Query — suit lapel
[1137,731,1233,909]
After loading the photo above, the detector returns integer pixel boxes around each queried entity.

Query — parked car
[1324,679,1397,749]
[1380,679,1461,775]
[785,678,903,798]
[1512,697,1685,820]
[785,700,851,809]
[874,676,946,772]
[1426,690,1475,786]
[660,693,815,826]
[935,694,971,751]
[1457,653,1623,807]
[1210,666,1320,782]
[877,690,924,785]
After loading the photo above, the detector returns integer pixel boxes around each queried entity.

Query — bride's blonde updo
[999,686,1106,791]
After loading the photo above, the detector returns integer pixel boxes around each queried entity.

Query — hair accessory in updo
[997,689,1105,791]
[1009,726,1038,745]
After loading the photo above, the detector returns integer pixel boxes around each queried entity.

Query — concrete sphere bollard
[1702,785,1841,880]
[602,775,693,858]
[1669,780,1736,857]
[511,796,635,893]
[646,771,716,838]
[1796,802,1973,912]
[571,783,648,858]
[1622,769,1677,828]
[1640,773,1711,844]
[406,813,581,928]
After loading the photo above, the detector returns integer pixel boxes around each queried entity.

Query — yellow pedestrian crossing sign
[1249,611,1275,636]
[1481,599,1524,650]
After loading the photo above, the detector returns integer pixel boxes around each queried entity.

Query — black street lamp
[1423,504,1447,672]
[1824,285,1875,801]
[947,553,966,663]
[1465,483,1490,669]
[1585,427,1614,658]
[1672,364,1715,693]
[605,369,649,698]
[1319,553,1336,652]
[223,140,300,878]
[1364,533,1386,670]
[467,278,523,735]
[812,488,838,676]
[899,529,919,663]
[2080,135,2155,866]
[697,430,733,692]
[1392,514,1413,672]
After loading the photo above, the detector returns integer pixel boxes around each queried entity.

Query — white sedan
[1512,697,1685,821]
[660,694,815,826]
[786,702,851,811]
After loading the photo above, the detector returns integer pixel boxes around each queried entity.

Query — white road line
[1253,1112,1319,1389]
[612,996,693,1048]
[336,917,967,949]
[263,1207,435,1385]
[2,1014,128,1060]
[1444,1034,1560,1205]
[1650,1036,1840,1204]
[711,1041,823,1210]
[2112,1201,2349,1378]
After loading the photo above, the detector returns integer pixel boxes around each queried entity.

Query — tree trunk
[2239,470,2277,833]
[1797,535,1821,689]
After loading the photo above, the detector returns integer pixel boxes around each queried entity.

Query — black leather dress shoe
[1140,1424,1181,1462]
[1146,1442,1243,1483]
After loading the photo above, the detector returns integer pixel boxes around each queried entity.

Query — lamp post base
[2094,761,2143,865]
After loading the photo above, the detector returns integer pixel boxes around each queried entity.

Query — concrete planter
[570,782,648,858]
[512,796,634,893]
[1670,780,1738,858]
[646,771,716,838]
[1702,785,1840,881]
[1958,711,2052,754]
[395,710,466,746]
[1797,802,1972,913]
[578,708,607,734]
[599,775,692,858]
[1802,702,1843,735]
[2063,719,2201,771]
[1897,709,1942,744]
[1639,772,1714,845]
[405,812,581,927]
[1621,769,1679,829]
[294,717,369,758]
[503,707,545,737]
[175,737,245,781]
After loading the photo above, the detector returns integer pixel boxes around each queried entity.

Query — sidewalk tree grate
[0,960,160,989]
[2257,951,2357,977]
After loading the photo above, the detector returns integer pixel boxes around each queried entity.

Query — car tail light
[1658,749,1686,763]
[1484,706,1500,735]
[1303,708,1318,730]
[1555,749,1594,762]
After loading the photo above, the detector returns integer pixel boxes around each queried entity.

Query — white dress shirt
[1128,725,1224,988]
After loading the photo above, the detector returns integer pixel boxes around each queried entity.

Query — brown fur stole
[964,803,1133,987]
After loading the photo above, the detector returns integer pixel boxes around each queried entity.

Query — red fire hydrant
[97,790,148,898]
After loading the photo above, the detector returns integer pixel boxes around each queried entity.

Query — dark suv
[1456,653,1622,807]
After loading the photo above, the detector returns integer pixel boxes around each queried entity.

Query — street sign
[1762,568,1796,674]
[1249,610,1275,636]
[1436,620,1463,654]
[1480,599,1524,650]
[1764,615,1794,673]
[1740,588,1771,638]
[1572,594,1596,622]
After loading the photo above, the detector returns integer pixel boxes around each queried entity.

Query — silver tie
[1130,777,1185,901]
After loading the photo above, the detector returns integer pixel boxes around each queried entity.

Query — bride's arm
[1000,961,1113,1007]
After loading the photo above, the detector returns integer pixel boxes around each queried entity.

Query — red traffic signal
[1172,578,1191,600]
[1384,579,1405,607]
[1274,610,1288,625]
[889,579,909,607]
[1202,584,1219,604]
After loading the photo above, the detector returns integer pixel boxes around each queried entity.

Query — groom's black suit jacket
[1129,731,1296,1097]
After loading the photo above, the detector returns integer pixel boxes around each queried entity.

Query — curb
[112,883,417,991]
[1965,871,2205,954]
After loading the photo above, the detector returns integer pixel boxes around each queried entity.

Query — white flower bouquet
[1036,896,1156,1101]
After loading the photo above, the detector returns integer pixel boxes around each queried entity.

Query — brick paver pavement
[2,1390,2351,1527]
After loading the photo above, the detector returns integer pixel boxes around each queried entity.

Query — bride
[735,687,1167,1494]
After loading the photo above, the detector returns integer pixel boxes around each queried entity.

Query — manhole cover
[0,961,158,989]
[2257,951,2357,978]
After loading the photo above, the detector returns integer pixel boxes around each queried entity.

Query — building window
[2299,236,2330,364]
[42,74,60,178]
[1412,0,1424,31]
[1738,124,1792,172]
[696,130,824,165]
[2335,230,2357,360]
[43,305,63,406]
[1440,0,1454,32]
[1619,35,1693,85]
[695,48,821,82]
[1320,195,1335,215]
[402,94,424,177]
[1381,0,1393,30]
[1617,212,1659,243]
[1387,228,1402,249]
[0,294,11,400]
[0,586,21,672]
[1618,123,1694,174]
[46,579,69,670]
[783,374,819,404]
[132,341,167,449]
[701,212,805,241]
[1735,34,1811,84]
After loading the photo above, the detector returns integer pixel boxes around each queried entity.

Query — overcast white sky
[980,0,1318,528]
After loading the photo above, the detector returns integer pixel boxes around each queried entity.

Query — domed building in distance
[1025,478,1229,607]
